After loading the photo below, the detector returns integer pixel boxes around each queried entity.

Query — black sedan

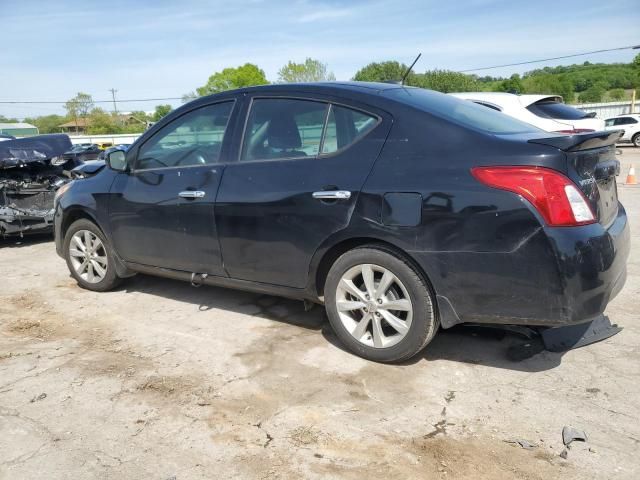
[61,143,101,166]
[53,82,629,362]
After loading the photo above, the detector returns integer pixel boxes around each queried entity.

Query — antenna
[401,53,422,85]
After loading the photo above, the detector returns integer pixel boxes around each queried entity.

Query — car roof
[237,81,405,95]
[449,92,563,108]
[608,113,640,118]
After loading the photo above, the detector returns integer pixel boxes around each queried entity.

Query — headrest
[266,114,302,149]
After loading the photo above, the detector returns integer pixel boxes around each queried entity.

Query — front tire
[324,246,439,363]
[63,219,122,292]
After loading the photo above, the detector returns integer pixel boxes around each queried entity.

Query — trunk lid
[528,130,623,227]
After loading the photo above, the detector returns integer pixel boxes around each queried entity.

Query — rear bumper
[414,203,630,328]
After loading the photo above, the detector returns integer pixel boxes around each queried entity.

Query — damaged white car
[0,134,76,236]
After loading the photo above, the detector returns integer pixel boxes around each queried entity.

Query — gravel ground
[1,149,639,479]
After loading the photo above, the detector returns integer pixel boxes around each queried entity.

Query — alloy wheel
[68,230,108,284]
[335,263,414,348]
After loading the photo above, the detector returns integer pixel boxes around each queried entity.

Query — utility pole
[109,88,118,116]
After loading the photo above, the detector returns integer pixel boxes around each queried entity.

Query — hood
[0,134,73,169]
[71,160,106,178]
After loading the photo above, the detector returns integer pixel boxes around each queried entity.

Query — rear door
[109,101,235,275]
[216,95,392,288]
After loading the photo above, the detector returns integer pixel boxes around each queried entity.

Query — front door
[109,101,235,275]
[216,96,391,288]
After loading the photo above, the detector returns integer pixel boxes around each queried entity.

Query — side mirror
[106,150,128,172]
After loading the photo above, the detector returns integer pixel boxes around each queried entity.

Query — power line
[458,44,640,72]
[0,97,182,105]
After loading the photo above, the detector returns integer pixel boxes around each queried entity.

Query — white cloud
[298,7,354,23]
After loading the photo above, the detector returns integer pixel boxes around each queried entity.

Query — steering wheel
[174,147,207,166]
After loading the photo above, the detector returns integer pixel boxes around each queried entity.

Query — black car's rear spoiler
[528,130,623,152]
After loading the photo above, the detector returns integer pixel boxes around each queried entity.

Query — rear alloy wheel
[633,133,640,148]
[63,219,122,292]
[325,247,438,363]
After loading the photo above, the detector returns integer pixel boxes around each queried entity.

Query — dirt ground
[1,148,639,479]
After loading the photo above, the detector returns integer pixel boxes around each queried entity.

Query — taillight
[553,129,595,134]
[471,166,596,226]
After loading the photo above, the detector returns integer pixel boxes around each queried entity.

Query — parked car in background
[98,144,130,161]
[54,83,628,363]
[604,114,640,147]
[449,92,604,134]
[61,144,101,166]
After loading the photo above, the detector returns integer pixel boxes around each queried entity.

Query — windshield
[526,101,589,120]
[386,88,541,135]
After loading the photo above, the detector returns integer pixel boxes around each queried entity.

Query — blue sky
[1,0,638,118]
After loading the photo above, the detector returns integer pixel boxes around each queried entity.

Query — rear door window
[526,101,590,120]
[614,117,637,125]
[321,105,378,154]
[241,99,328,161]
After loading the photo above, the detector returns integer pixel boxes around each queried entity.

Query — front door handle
[312,190,351,200]
[179,190,206,199]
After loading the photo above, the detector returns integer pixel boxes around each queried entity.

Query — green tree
[86,108,121,134]
[579,85,606,103]
[64,92,94,133]
[353,61,410,84]
[609,88,626,101]
[152,104,172,121]
[633,53,640,70]
[277,58,335,83]
[195,63,269,97]
[522,74,574,103]
[0,115,19,123]
[415,70,480,93]
[496,74,525,93]
[23,114,66,134]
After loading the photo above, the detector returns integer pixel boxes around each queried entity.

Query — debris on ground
[562,426,588,446]
[560,449,569,459]
[504,438,538,450]
[30,392,47,402]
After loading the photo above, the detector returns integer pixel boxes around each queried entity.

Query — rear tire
[632,133,640,148]
[324,246,439,363]
[63,219,122,292]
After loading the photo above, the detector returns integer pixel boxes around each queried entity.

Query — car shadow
[118,274,326,331]
[321,323,564,372]
[119,273,564,372]
[0,233,53,248]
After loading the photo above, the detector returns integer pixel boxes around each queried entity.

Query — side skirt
[124,262,322,303]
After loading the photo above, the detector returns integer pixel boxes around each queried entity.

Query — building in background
[0,122,39,137]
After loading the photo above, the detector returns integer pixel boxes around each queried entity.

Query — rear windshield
[526,101,589,120]
[385,88,541,135]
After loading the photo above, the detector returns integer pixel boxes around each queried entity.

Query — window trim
[131,99,236,173]
[236,95,382,165]
[319,103,382,157]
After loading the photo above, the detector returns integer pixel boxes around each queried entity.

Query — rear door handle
[312,190,351,200]
[179,190,206,199]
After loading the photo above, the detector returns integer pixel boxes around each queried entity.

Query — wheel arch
[60,208,135,279]
[60,207,101,241]
[311,236,436,300]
